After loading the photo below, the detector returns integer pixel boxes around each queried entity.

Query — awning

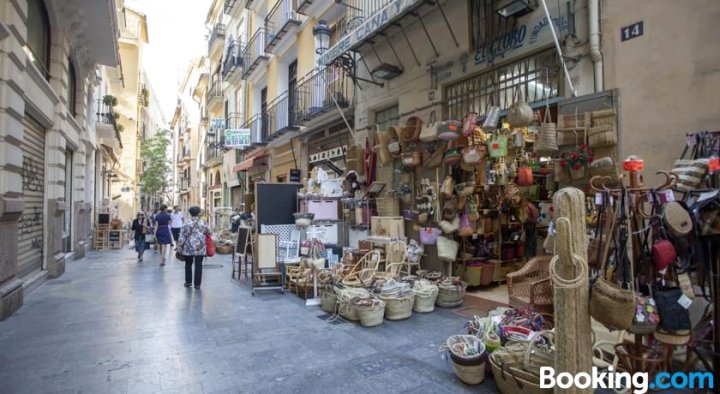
[233,154,268,172]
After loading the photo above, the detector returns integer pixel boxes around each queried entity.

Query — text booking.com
[540,366,714,394]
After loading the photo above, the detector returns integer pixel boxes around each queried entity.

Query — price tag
[662,189,675,202]
[686,135,697,146]
[677,294,693,310]
[595,193,604,205]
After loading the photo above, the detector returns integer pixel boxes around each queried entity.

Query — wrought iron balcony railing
[294,65,352,125]
[224,0,240,14]
[180,177,190,191]
[208,80,223,103]
[205,130,225,164]
[239,114,267,151]
[225,112,244,129]
[265,90,299,138]
[265,0,301,53]
[208,23,226,53]
[222,40,243,80]
[96,100,118,130]
[241,28,268,80]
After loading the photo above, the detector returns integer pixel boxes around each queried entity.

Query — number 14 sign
[621,21,643,42]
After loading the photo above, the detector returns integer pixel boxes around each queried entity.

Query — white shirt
[170,211,184,228]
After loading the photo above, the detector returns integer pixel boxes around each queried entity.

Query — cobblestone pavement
[0,247,499,393]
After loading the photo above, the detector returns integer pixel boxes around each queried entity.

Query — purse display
[506,87,534,127]
[437,120,462,141]
[419,111,438,142]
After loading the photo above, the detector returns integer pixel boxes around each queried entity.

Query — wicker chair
[507,256,553,313]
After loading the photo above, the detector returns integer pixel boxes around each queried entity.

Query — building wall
[601,0,720,185]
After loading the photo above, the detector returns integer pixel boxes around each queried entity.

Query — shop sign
[310,146,347,163]
[210,118,225,130]
[224,128,251,149]
[318,0,421,66]
[289,169,301,183]
[474,14,568,66]
[620,21,643,42]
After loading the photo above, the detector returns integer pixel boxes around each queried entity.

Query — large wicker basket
[320,291,337,314]
[380,293,415,320]
[436,281,467,308]
[216,244,234,255]
[354,298,386,327]
[338,298,360,321]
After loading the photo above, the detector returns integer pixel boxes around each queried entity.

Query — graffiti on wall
[19,207,41,236]
[22,157,43,193]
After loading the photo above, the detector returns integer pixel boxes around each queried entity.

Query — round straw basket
[413,287,438,313]
[436,281,467,308]
[490,355,551,394]
[320,291,337,314]
[380,293,415,320]
[354,299,386,327]
[338,298,359,321]
[452,359,485,385]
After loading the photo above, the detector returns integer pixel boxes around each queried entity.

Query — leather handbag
[175,250,185,261]
[419,111,439,142]
[654,284,691,332]
[516,166,534,186]
[205,234,215,257]
[652,239,677,271]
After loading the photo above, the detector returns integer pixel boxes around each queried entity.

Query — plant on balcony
[117,124,124,132]
[141,87,149,107]
[103,94,118,107]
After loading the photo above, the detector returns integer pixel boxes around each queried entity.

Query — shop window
[375,105,399,131]
[67,59,77,116]
[276,174,287,183]
[444,49,561,120]
[27,0,51,79]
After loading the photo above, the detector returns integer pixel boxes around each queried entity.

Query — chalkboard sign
[255,183,301,230]
[108,230,120,242]
[235,226,251,256]
[98,213,110,224]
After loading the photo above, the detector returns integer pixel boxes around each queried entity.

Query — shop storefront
[18,116,47,277]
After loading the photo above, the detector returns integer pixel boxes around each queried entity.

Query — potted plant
[102,94,118,107]
[559,144,594,179]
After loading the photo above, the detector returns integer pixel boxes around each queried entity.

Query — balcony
[224,0,241,14]
[207,80,223,112]
[179,177,190,194]
[241,29,268,81]
[238,114,267,153]
[95,99,120,141]
[205,129,224,168]
[222,40,243,81]
[265,91,299,140]
[264,0,302,54]
[208,23,226,59]
[294,65,352,125]
[296,0,356,21]
[225,112,244,129]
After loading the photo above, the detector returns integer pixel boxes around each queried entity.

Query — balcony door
[288,60,297,127]
[260,87,268,140]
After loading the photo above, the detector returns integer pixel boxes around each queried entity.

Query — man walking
[170,205,184,246]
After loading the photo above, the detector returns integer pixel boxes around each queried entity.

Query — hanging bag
[482,89,501,129]
[419,227,442,245]
[654,274,692,333]
[650,191,678,272]
[401,116,423,143]
[419,111,439,142]
[462,107,478,137]
[422,142,444,169]
[437,236,460,262]
[515,165,534,186]
[534,71,558,153]
[506,86,534,127]
[401,151,422,168]
[487,132,509,158]
[437,119,463,141]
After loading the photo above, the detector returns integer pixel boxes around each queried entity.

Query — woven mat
[452,295,508,319]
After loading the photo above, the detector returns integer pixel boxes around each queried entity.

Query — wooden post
[553,188,592,394]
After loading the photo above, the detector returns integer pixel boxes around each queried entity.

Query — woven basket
[534,120,558,153]
[338,298,360,321]
[451,359,485,385]
[436,281,467,308]
[400,116,423,143]
[588,125,617,147]
[216,245,234,254]
[413,287,438,313]
[589,278,635,330]
[557,128,586,146]
[490,355,550,394]
[522,330,555,376]
[381,293,415,320]
[320,292,337,314]
[355,299,386,327]
[376,197,400,216]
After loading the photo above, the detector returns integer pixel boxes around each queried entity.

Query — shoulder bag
[401,116,423,143]
[419,111,439,142]
[506,86,534,127]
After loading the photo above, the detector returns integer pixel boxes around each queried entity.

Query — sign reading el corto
[318,0,421,66]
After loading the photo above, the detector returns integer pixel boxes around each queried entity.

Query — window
[27,0,51,78]
[276,174,287,183]
[67,59,77,116]
[215,170,221,186]
[444,49,561,119]
[375,105,399,131]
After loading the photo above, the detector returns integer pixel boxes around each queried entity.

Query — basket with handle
[353,297,386,327]
[380,292,415,320]
[436,278,467,308]
[412,279,439,313]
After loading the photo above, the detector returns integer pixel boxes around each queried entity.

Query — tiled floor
[0,247,499,393]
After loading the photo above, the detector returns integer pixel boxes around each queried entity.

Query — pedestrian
[150,208,159,251]
[153,204,173,266]
[130,212,150,261]
[177,206,211,289]
[170,205,184,245]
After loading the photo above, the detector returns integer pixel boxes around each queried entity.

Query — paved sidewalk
[0,247,498,393]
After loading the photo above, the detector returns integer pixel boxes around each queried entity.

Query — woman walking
[177,206,211,289]
[130,212,150,261]
[153,204,174,266]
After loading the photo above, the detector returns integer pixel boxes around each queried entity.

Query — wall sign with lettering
[620,21,643,42]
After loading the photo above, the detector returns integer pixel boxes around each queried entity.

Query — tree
[139,129,171,204]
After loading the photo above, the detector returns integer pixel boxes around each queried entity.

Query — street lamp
[313,20,331,55]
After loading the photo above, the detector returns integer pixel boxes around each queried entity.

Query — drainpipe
[589,0,603,92]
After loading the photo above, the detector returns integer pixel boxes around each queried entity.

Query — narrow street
[0,249,493,393]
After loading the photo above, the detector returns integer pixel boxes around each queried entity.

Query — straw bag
[672,159,708,191]
[375,128,393,165]
[487,134,509,158]
[401,116,422,143]
[419,227,441,245]
[663,201,693,237]
[534,106,558,153]
[443,147,462,166]
[401,151,421,167]
[516,166,534,186]
[440,176,455,198]
[507,87,534,127]
[462,110,478,137]
[437,236,459,261]
[462,146,482,164]
[419,111,438,142]
[437,120,462,141]
[588,125,617,148]
[422,142,444,169]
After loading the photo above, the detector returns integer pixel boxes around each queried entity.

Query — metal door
[18,116,46,276]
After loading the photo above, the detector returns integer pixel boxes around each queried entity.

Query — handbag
[400,116,422,143]
[506,86,534,127]
[662,201,693,237]
[487,134,509,158]
[175,250,185,261]
[437,236,460,262]
[205,234,215,257]
[440,175,455,198]
[375,127,393,165]
[437,120,462,141]
[654,283,691,333]
[458,212,475,237]
[419,111,439,142]
[672,159,709,191]
[589,194,636,330]
[516,166,534,186]
[534,105,558,153]
[401,151,421,167]
[422,143,444,169]
[419,227,441,245]
[462,110,478,137]
[462,146,482,164]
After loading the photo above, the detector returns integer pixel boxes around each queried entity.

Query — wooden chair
[507,256,553,313]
